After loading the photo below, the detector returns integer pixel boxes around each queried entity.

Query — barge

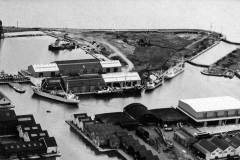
[201,68,235,79]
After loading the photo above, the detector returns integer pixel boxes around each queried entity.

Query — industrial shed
[150,107,189,125]
[54,58,101,76]
[28,63,59,77]
[177,96,240,127]
[123,103,158,125]
[100,60,122,73]
[62,74,105,94]
[94,112,139,130]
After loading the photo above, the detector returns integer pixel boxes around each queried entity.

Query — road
[100,40,134,71]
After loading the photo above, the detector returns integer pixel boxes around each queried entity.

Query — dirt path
[100,39,134,71]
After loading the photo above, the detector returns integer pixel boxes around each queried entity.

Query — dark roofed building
[209,136,235,157]
[209,137,229,151]
[16,114,36,125]
[0,109,17,135]
[41,137,58,154]
[62,74,105,94]
[95,112,139,129]
[55,58,102,76]
[0,109,16,122]
[150,107,188,125]
[1,141,45,157]
[198,139,218,152]
[123,103,158,125]
[193,139,222,160]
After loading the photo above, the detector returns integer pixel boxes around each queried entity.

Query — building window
[203,112,207,118]
[39,72,43,77]
[106,68,110,73]
[235,110,238,116]
[114,67,118,72]
[224,111,228,117]
[51,72,55,77]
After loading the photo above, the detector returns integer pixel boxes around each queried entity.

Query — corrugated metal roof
[100,60,121,68]
[102,72,141,83]
[32,63,59,72]
[179,96,240,112]
[198,139,218,153]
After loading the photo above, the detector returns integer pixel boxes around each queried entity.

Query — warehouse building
[100,60,121,73]
[102,72,141,88]
[55,59,101,76]
[63,74,105,94]
[193,139,223,160]
[123,103,158,125]
[28,63,59,77]
[150,107,189,125]
[177,96,240,127]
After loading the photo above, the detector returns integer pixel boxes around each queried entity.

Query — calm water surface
[1,36,240,160]
[0,0,240,41]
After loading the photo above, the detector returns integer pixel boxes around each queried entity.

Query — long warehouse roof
[179,96,240,112]
[102,72,141,83]
[100,60,121,68]
[32,63,59,72]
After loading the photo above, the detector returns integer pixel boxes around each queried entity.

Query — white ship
[165,62,184,79]
[32,86,80,105]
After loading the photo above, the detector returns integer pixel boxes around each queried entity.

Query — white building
[100,60,122,73]
[177,96,240,126]
[102,72,141,88]
[28,63,59,77]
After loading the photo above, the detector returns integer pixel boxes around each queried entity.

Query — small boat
[8,83,25,93]
[165,62,184,79]
[32,86,80,105]
[145,74,164,91]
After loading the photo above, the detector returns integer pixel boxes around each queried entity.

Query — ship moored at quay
[22,50,187,103]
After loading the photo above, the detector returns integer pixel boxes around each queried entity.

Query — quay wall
[185,60,209,68]
[222,39,240,45]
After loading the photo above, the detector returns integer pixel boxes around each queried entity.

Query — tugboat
[32,86,80,105]
[48,38,76,51]
[165,61,184,79]
[145,73,164,91]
